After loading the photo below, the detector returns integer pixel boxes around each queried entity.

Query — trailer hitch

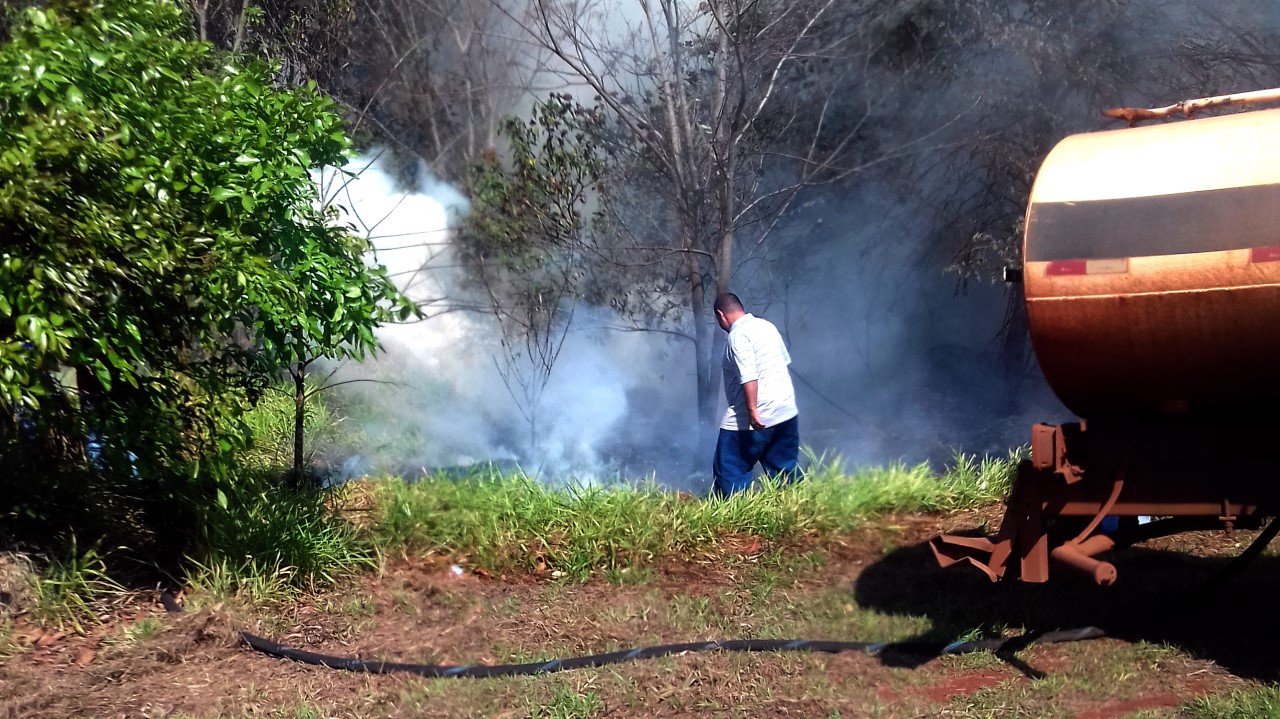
[932,421,1280,584]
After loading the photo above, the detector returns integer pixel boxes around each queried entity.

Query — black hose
[237,626,1105,679]
[1191,515,1280,600]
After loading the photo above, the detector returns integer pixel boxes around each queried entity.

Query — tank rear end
[1023,107,1280,419]
[932,103,1280,585]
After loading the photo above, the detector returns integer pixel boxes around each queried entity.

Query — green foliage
[1,0,360,407]
[461,94,604,268]
[99,615,165,652]
[0,0,407,562]
[0,0,408,401]
[370,449,1019,578]
[457,94,605,330]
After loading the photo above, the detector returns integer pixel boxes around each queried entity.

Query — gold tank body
[1023,107,1280,418]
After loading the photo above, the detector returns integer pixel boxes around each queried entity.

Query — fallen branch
[1103,87,1280,126]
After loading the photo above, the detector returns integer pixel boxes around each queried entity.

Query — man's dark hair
[714,293,744,314]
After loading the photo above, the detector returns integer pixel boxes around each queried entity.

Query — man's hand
[749,411,765,431]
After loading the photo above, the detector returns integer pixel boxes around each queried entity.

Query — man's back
[720,314,797,431]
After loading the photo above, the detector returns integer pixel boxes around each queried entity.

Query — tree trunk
[191,0,209,42]
[714,170,735,295]
[74,364,104,464]
[997,283,1031,414]
[232,0,251,52]
[688,246,718,440]
[292,360,308,488]
[713,8,736,295]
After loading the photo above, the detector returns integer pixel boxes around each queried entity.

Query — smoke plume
[314,152,699,487]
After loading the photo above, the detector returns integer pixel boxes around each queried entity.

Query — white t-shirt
[720,314,798,431]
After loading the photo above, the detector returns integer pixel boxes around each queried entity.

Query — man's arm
[743,380,764,430]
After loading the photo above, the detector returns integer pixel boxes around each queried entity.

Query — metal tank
[930,93,1280,585]
[1023,106,1280,419]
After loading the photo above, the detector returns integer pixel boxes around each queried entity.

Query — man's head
[714,292,746,332]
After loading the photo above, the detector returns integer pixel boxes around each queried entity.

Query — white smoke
[312,151,698,486]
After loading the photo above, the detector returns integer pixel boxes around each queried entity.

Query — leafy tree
[0,0,406,555]
[458,95,603,452]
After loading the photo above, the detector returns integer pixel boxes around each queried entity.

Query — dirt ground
[3,511,1277,719]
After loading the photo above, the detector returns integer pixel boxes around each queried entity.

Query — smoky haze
[313,151,1061,491]
[308,0,1280,491]
[314,153,699,486]
[758,189,1069,469]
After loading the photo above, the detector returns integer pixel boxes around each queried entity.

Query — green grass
[605,566,654,586]
[33,540,125,632]
[240,382,341,471]
[126,616,164,642]
[18,440,1021,627]
[24,485,373,625]
[0,617,18,659]
[943,674,1069,719]
[1184,686,1280,718]
[191,478,377,605]
[802,448,1022,515]
[165,383,374,608]
[368,448,1021,578]
[101,616,165,651]
[530,684,605,719]
[185,550,370,607]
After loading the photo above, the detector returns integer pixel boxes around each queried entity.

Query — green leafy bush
[0,0,403,576]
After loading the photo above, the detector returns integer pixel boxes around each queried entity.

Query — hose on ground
[236,626,1105,679]
[201,518,1280,680]
[1191,515,1280,600]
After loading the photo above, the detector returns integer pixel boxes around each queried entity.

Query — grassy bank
[369,449,1022,579]
[13,448,1021,628]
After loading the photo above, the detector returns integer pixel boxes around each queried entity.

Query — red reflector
[1046,260,1087,276]
[1045,258,1127,276]
[1251,246,1280,263]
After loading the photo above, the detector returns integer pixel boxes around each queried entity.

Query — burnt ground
[2,511,1275,718]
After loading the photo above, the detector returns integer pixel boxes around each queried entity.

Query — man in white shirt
[712,292,800,496]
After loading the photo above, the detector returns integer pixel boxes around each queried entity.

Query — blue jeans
[712,416,800,497]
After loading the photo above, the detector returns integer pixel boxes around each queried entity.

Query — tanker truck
[931,89,1280,585]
